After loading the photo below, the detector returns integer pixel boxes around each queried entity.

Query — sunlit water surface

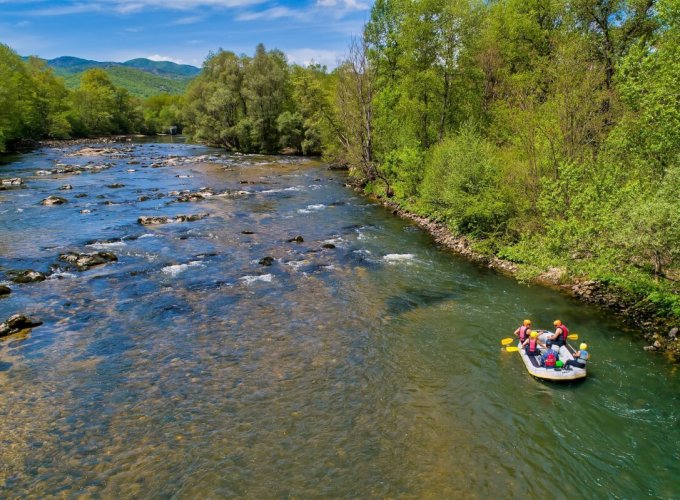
[0,139,678,497]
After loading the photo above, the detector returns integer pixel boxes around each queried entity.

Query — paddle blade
[501,338,515,346]
[567,334,579,340]
[506,346,519,352]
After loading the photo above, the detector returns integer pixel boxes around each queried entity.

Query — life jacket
[577,350,589,364]
[528,338,539,353]
[544,350,557,367]
[519,326,530,341]
[557,324,569,341]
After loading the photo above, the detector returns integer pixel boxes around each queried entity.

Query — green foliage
[62,66,190,99]
[420,126,516,237]
[0,44,38,151]
[142,94,184,135]
[277,111,304,153]
[67,69,142,136]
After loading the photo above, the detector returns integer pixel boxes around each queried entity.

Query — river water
[0,139,677,498]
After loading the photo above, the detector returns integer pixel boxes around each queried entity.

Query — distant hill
[29,56,201,99]
[46,56,201,79]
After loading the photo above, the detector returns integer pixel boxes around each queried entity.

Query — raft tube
[516,331,587,382]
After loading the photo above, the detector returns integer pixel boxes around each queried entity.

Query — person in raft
[514,319,532,344]
[565,343,589,370]
[547,319,569,348]
[522,331,545,357]
[541,345,560,368]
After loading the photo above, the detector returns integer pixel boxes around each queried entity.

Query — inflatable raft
[517,331,587,382]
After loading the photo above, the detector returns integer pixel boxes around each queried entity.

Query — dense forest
[1,0,678,324]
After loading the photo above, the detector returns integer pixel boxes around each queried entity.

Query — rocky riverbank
[370,195,680,362]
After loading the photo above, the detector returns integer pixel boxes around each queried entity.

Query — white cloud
[169,15,204,25]
[316,0,368,10]
[236,6,307,21]
[286,48,342,69]
[147,54,185,64]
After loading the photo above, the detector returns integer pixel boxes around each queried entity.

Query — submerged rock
[60,184,73,190]
[41,195,67,205]
[287,235,304,243]
[259,256,275,266]
[59,251,118,271]
[322,243,336,249]
[0,314,43,337]
[137,213,209,225]
[107,183,125,188]
[0,285,11,297]
[7,270,46,283]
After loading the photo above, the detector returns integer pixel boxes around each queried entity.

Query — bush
[419,125,516,238]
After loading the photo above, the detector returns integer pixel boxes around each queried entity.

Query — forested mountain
[60,66,191,98]
[28,56,199,98]
[45,56,200,79]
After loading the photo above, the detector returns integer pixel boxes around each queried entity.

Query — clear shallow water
[0,140,678,498]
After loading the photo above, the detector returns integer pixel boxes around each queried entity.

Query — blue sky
[0,0,373,68]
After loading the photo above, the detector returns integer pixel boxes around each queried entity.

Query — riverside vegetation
[1,0,678,356]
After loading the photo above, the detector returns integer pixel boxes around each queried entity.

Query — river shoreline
[368,194,680,362]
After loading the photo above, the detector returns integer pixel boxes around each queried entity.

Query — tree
[0,44,36,151]
[242,44,289,153]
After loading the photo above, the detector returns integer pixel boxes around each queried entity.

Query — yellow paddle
[567,333,579,340]
[505,346,519,352]
[501,338,515,346]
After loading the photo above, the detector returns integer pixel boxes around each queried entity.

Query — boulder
[138,216,170,225]
[669,327,678,339]
[0,285,10,297]
[60,184,73,190]
[41,195,67,205]
[107,183,125,188]
[1,177,22,186]
[322,243,336,249]
[0,314,43,337]
[259,256,274,266]
[8,270,46,283]
[287,235,304,243]
[137,213,209,225]
[59,251,118,271]
[177,192,205,202]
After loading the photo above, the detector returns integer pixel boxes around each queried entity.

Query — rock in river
[259,256,275,266]
[138,213,209,225]
[7,270,46,283]
[1,177,23,186]
[41,195,67,205]
[59,251,118,271]
[287,235,304,243]
[0,314,43,337]
[0,285,11,297]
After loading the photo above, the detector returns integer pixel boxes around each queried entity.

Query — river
[0,139,677,497]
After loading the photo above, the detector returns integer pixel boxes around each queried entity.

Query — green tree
[0,44,36,151]
[243,44,289,153]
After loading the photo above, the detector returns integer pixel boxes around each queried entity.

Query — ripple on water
[239,273,274,285]
[160,261,204,277]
